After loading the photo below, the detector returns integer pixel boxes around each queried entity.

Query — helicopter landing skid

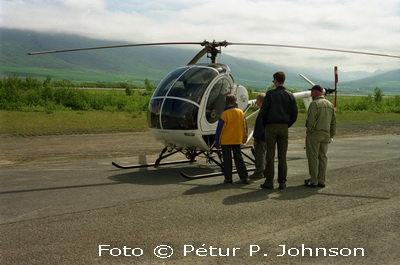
[112,146,196,169]
[112,159,195,169]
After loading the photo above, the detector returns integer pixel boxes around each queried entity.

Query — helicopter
[28,40,400,179]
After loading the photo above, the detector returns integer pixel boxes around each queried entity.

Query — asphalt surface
[1,134,399,264]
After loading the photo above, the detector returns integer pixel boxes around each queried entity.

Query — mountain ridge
[1,28,399,94]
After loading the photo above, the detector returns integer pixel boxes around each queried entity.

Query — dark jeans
[263,123,289,185]
[221,145,248,181]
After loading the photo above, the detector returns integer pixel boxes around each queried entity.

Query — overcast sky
[1,0,400,73]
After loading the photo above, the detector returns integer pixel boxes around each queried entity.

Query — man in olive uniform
[304,85,336,188]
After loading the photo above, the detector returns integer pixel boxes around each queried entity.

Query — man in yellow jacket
[214,94,250,184]
[304,85,336,188]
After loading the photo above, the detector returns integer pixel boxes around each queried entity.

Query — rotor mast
[201,40,228,63]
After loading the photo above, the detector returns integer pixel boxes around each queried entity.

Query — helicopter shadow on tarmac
[108,164,272,200]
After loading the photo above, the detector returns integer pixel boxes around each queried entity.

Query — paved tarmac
[1,134,399,264]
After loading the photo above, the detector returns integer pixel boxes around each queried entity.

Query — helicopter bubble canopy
[147,64,231,130]
[147,63,236,150]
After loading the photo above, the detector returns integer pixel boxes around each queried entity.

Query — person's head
[272,71,285,87]
[225,94,237,107]
[310,85,324,99]
[256,93,265,107]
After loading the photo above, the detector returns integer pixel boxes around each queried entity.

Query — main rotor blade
[27,42,204,55]
[28,40,400,59]
[227,42,400,59]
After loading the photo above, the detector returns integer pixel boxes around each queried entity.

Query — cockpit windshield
[153,66,219,102]
[153,67,187,97]
[147,65,224,130]
[167,67,218,104]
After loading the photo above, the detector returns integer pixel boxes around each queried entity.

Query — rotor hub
[200,40,229,63]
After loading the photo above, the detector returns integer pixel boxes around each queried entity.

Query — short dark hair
[225,94,237,106]
[273,71,285,84]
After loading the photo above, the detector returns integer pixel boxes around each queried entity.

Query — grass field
[1,110,399,136]
[0,110,148,135]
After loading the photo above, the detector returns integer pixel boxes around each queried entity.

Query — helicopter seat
[178,83,203,104]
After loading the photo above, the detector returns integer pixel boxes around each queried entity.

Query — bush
[0,76,153,112]
[374,87,383,103]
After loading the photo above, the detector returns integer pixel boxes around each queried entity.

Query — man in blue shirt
[250,93,266,179]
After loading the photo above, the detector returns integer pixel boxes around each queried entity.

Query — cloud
[1,0,399,72]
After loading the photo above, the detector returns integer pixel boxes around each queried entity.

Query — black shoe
[278,183,286,190]
[224,179,233,184]
[260,183,274,189]
[304,180,318,188]
[318,184,326,188]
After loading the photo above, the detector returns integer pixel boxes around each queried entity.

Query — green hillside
[0,28,191,84]
[1,28,399,94]
[340,70,400,95]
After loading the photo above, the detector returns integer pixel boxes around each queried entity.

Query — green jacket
[306,96,336,138]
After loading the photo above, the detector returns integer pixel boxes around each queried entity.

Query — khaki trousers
[306,133,330,185]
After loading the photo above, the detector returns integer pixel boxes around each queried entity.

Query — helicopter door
[199,76,233,133]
